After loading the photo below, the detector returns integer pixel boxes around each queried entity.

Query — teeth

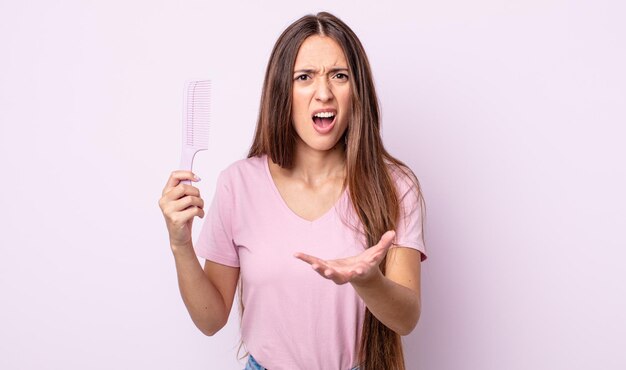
[314,112,336,118]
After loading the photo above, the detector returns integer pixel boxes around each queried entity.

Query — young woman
[159,12,426,370]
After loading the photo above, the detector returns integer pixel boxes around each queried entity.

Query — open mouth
[312,111,336,130]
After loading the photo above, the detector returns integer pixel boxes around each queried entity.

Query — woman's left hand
[294,230,396,285]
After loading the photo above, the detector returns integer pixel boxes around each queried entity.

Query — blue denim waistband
[244,354,265,370]
[244,354,360,370]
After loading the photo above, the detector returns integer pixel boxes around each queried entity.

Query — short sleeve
[194,169,240,267]
[393,168,427,261]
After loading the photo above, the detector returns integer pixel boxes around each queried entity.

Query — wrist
[170,241,194,257]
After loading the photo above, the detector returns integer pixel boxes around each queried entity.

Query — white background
[1,0,625,369]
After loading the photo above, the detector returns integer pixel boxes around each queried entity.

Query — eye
[334,73,349,80]
[295,74,310,81]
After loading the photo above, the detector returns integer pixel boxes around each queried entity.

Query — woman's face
[291,35,351,154]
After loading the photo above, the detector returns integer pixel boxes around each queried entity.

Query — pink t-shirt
[194,154,426,370]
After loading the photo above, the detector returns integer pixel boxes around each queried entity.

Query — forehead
[294,35,347,69]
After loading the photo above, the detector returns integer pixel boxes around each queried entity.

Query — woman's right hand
[158,170,205,251]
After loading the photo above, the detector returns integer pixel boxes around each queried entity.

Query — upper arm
[203,259,240,319]
[385,247,422,305]
[385,164,425,301]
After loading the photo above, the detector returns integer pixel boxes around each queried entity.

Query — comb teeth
[185,80,211,148]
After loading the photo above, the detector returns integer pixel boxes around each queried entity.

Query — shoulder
[222,154,266,175]
[218,154,268,185]
[384,160,420,198]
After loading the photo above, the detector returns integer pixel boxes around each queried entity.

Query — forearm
[171,243,228,336]
[351,272,420,336]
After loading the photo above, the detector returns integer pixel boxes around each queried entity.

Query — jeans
[244,354,266,370]
[244,354,360,370]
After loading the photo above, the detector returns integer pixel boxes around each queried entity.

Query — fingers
[160,193,204,219]
[295,254,337,280]
[293,252,325,266]
[170,195,205,214]
[159,173,203,211]
[158,171,206,227]
[380,230,396,248]
[321,267,354,285]
[294,253,355,285]
[161,170,200,196]
[168,204,205,228]
[294,253,333,276]
[365,230,396,256]
[315,265,342,283]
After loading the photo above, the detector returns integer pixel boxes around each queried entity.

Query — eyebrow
[293,67,349,74]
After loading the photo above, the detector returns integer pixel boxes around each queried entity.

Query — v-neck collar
[263,154,348,225]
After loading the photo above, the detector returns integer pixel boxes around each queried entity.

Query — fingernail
[193,175,201,181]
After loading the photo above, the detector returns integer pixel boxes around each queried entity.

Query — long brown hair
[246,12,424,370]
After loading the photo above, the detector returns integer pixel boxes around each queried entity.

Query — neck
[286,140,346,186]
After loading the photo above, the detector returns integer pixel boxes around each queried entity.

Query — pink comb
[179,80,211,185]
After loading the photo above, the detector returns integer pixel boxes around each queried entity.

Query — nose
[314,78,334,102]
